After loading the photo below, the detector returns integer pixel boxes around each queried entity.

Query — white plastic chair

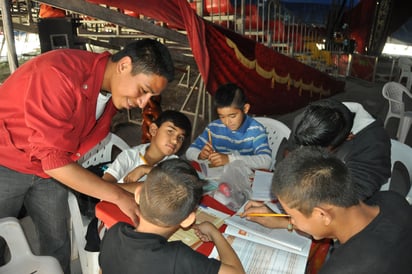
[254,117,291,171]
[382,81,412,143]
[397,57,412,90]
[0,217,63,274]
[380,139,412,204]
[70,132,129,274]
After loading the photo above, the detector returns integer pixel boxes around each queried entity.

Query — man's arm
[45,163,139,225]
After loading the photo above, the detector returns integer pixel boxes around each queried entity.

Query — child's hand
[240,200,289,229]
[193,221,219,243]
[198,142,214,160]
[123,165,152,183]
[208,152,229,167]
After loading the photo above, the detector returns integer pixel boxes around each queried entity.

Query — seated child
[185,83,271,170]
[99,158,245,274]
[242,146,412,274]
[286,99,391,200]
[103,110,191,193]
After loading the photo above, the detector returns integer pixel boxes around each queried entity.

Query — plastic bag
[213,160,253,211]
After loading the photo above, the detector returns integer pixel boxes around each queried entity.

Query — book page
[224,225,311,256]
[251,170,275,201]
[224,202,311,254]
[210,236,308,274]
[168,206,230,248]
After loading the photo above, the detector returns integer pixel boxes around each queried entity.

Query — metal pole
[0,0,18,73]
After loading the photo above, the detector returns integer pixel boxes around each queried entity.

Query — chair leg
[398,117,412,143]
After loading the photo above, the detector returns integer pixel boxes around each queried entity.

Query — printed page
[225,225,311,256]
[224,202,311,253]
[251,170,275,201]
[210,236,308,274]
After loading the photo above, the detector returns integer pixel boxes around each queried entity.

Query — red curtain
[87,0,345,115]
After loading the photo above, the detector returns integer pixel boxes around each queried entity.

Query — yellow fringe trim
[226,38,331,96]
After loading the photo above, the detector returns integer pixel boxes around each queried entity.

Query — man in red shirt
[0,39,174,273]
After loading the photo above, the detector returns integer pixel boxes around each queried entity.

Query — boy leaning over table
[241,146,412,274]
[99,158,245,274]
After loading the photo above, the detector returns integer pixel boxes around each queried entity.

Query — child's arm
[117,181,144,194]
[239,200,289,229]
[102,172,117,184]
[225,154,272,170]
[123,165,152,183]
[193,221,245,274]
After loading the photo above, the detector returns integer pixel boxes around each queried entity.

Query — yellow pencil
[245,213,290,217]
[207,128,214,151]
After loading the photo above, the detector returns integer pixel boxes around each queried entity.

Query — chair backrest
[382,81,411,118]
[380,139,412,204]
[71,132,130,274]
[78,132,130,168]
[0,217,63,274]
[254,117,291,171]
[398,57,412,72]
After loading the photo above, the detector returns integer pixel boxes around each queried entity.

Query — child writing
[241,146,412,274]
[185,83,271,170]
[103,110,191,193]
[99,158,245,274]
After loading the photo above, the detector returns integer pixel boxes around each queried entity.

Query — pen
[245,213,290,217]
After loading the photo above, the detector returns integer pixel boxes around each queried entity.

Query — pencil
[207,128,214,151]
[245,213,290,217]
[208,128,212,145]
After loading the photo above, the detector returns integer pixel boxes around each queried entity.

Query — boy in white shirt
[103,110,191,193]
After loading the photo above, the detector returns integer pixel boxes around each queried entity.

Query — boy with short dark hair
[287,99,391,200]
[103,110,191,193]
[185,83,271,170]
[99,158,245,274]
[243,146,412,274]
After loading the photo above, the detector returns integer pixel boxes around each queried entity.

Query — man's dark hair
[139,159,205,226]
[111,39,174,82]
[293,99,354,149]
[214,83,248,109]
[272,146,359,216]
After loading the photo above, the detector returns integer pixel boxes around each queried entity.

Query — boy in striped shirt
[185,83,271,170]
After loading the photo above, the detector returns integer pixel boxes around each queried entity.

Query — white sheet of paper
[251,170,274,201]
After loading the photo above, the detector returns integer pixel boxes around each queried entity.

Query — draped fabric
[87,0,345,115]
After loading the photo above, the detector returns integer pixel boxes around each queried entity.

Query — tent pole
[0,0,18,73]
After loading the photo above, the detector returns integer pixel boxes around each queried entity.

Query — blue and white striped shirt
[186,115,272,170]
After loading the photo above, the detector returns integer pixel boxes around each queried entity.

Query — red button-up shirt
[0,49,117,178]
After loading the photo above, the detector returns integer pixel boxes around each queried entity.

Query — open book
[224,202,312,256]
[209,235,309,274]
